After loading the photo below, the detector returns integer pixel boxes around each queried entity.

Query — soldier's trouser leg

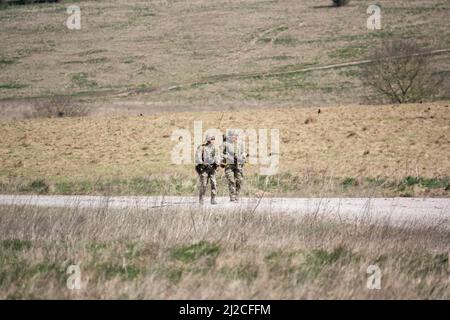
[225,167,236,200]
[209,170,218,204]
[209,171,217,197]
[234,169,243,199]
[198,172,208,203]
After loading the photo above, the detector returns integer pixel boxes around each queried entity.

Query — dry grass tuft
[0,203,449,299]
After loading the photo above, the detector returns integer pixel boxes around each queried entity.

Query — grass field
[0,0,449,114]
[1,0,450,301]
[0,204,449,299]
[1,1,449,196]
[1,102,449,197]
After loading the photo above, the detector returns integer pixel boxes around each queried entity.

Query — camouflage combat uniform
[195,138,220,204]
[222,133,246,201]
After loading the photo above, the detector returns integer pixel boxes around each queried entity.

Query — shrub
[29,179,49,194]
[342,177,358,188]
[25,96,89,119]
[361,40,444,103]
[170,241,220,263]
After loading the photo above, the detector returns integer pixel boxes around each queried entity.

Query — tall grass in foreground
[0,204,449,299]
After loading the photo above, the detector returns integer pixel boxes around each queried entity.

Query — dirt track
[1,195,449,228]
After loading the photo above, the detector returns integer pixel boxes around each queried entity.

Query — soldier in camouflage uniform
[222,130,246,202]
[195,134,220,205]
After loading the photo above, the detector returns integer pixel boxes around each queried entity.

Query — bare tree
[361,40,444,104]
[25,96,90,119]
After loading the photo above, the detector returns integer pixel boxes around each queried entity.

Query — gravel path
[1,195,449,228]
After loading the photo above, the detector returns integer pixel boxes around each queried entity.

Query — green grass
[257,37,271,44]
[17,179,50,194]
[171,241,220,263]
[273,35,298,46]
[338,67,361,77]
[305,246,357,268]
[219,264,259,282]
[262,55,293,61]
[161,266,183,284]
[53,176,196,195]
[1,239,32,251]
[0,83,27,89]
[370,30,395,39]
[0,205,449,299]
[95,263,144,280]
[28,179,49,194]
[264,246,360,285]
[87,242,109,252]
[398,252,449,278]
[387,4,448,14]
[78,49,107,57]
[1,174,449,197]
[0,58,15,65]
[342,177,358,188]
[328,44,368,60]
[264,250,302,275]
[121,58,135,64]
[401,176,450,190]
[63,57,109,65]
[71,73,98,89]
[271,60,320,73]
[245,71,339,99]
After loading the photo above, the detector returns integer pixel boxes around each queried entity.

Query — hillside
[0,0,449,114]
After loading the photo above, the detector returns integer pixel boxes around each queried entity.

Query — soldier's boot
[199,188,205,205]
[211,195,218,205]
[235,178,241,202]
[199,179,207,204]
[229,186,237,202]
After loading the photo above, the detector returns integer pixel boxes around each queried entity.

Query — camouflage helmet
[204,133,215,143]
[226,129,237,139]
